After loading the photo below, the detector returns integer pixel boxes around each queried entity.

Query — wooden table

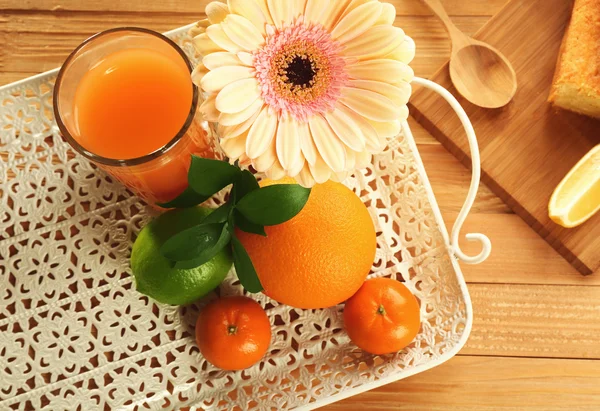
[2,0,599,409]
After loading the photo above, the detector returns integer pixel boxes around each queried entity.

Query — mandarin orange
[236,179,376,309]
[343,278,421,355]
[195,296,271,370]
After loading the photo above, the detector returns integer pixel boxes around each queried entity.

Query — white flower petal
[385,36,416,65]
[376,2,396,25]
[309,156,333,184]
[191,63,209,86]
[206,1,229,24]
[215,77,261,114]
[325,108,366,152]
[287,151,305,177]
[366,119,402,139]
[309,115,346,173]
[202,52,243,70]
[221,14,264,52]
[305,0,350,29]
[219,99,264,126]
[294,0,310,21]
[347,59,414,84]
[344,146,356,170]
[200,93,220,122]
[323,1,353,29]
[296,163,316,188]
[200,19,211,27]
[340,87,401,122]
[246,107,278,158]
[339,0,376,20]
[219,107,262,139]
[237,52,255,66]
[336,103,380,151]
[189,22,207,38]
[396,81,413,104]
[330,171,349,183]
[398,104,409,121]
[220,131,248,159]
[355,149,372,169]
[342,26,404,60]
[348,79,410,106]
[206,25,243,53]
[276,114,302,170]
[267,0,297,28]
[228,0,268,34]
[192,33,223,56]
[363,121,391,152]
[298,121,317,166]
[303,0,324,25]
[238,154,252,167]
[266,160,287,180]
[201,65,254,93]
[331,1,382,44]
[253,138,277,172]
[255,0,274,24]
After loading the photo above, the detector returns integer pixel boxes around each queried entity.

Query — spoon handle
[421,0,468,48]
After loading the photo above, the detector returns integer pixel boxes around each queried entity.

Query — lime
[131,206,232,305]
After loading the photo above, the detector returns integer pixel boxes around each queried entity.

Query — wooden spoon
[422,0,517,108]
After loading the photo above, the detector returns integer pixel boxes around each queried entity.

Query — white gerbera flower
[191,0,415,187]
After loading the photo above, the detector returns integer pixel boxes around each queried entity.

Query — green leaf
[227,212,235,235]
[174,223,232,269]
[160,222,224,262]
[233,170,260,201]
[231,234,263,293]
[156,187,210,209]
[201,202,232,225]
[234,210,267,236]
[236,184,311,226]
[188,156,240,197]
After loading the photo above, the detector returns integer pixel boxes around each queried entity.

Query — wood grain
[3,0,600,409]
[466,283,600,359]
[447,214,600,285]
[0,11,487,84]
[410,0,600,274]
[328,356,600,410]
[0,0,509,15]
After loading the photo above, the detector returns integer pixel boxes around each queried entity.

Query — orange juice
[54,29,218,206]
[73,48,193,160]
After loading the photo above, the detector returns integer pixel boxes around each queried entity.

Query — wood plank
[411,119,600,285]
[3,0,600,410]
[418,138,511,214]
[409,0,600,274]
[326,356,600,410]
[448,214,600,285]
[0,11,489,85]
[0,0,508,15]
[465,283,600,359]
[411,117,600,285]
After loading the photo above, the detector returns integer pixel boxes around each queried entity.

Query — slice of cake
[548,0,600,118]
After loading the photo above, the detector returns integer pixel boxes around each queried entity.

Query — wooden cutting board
[409,0,600,274]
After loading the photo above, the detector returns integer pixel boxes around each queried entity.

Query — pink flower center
[253,18,348,121]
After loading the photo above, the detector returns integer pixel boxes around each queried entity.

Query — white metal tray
[0,24,490,410]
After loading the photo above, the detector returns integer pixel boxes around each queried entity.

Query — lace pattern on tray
[0,29,467,410]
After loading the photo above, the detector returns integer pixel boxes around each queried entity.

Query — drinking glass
[53,27,220,206]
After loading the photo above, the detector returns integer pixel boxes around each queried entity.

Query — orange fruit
[195,296,271,370]
[343,278,421,355]
[236,179,376,309]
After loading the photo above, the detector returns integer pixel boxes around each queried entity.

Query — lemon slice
[549,145,600,228]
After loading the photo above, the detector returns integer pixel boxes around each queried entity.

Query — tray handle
[412,77,491,265]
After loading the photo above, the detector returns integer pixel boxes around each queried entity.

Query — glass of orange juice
[54,27,220,206]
